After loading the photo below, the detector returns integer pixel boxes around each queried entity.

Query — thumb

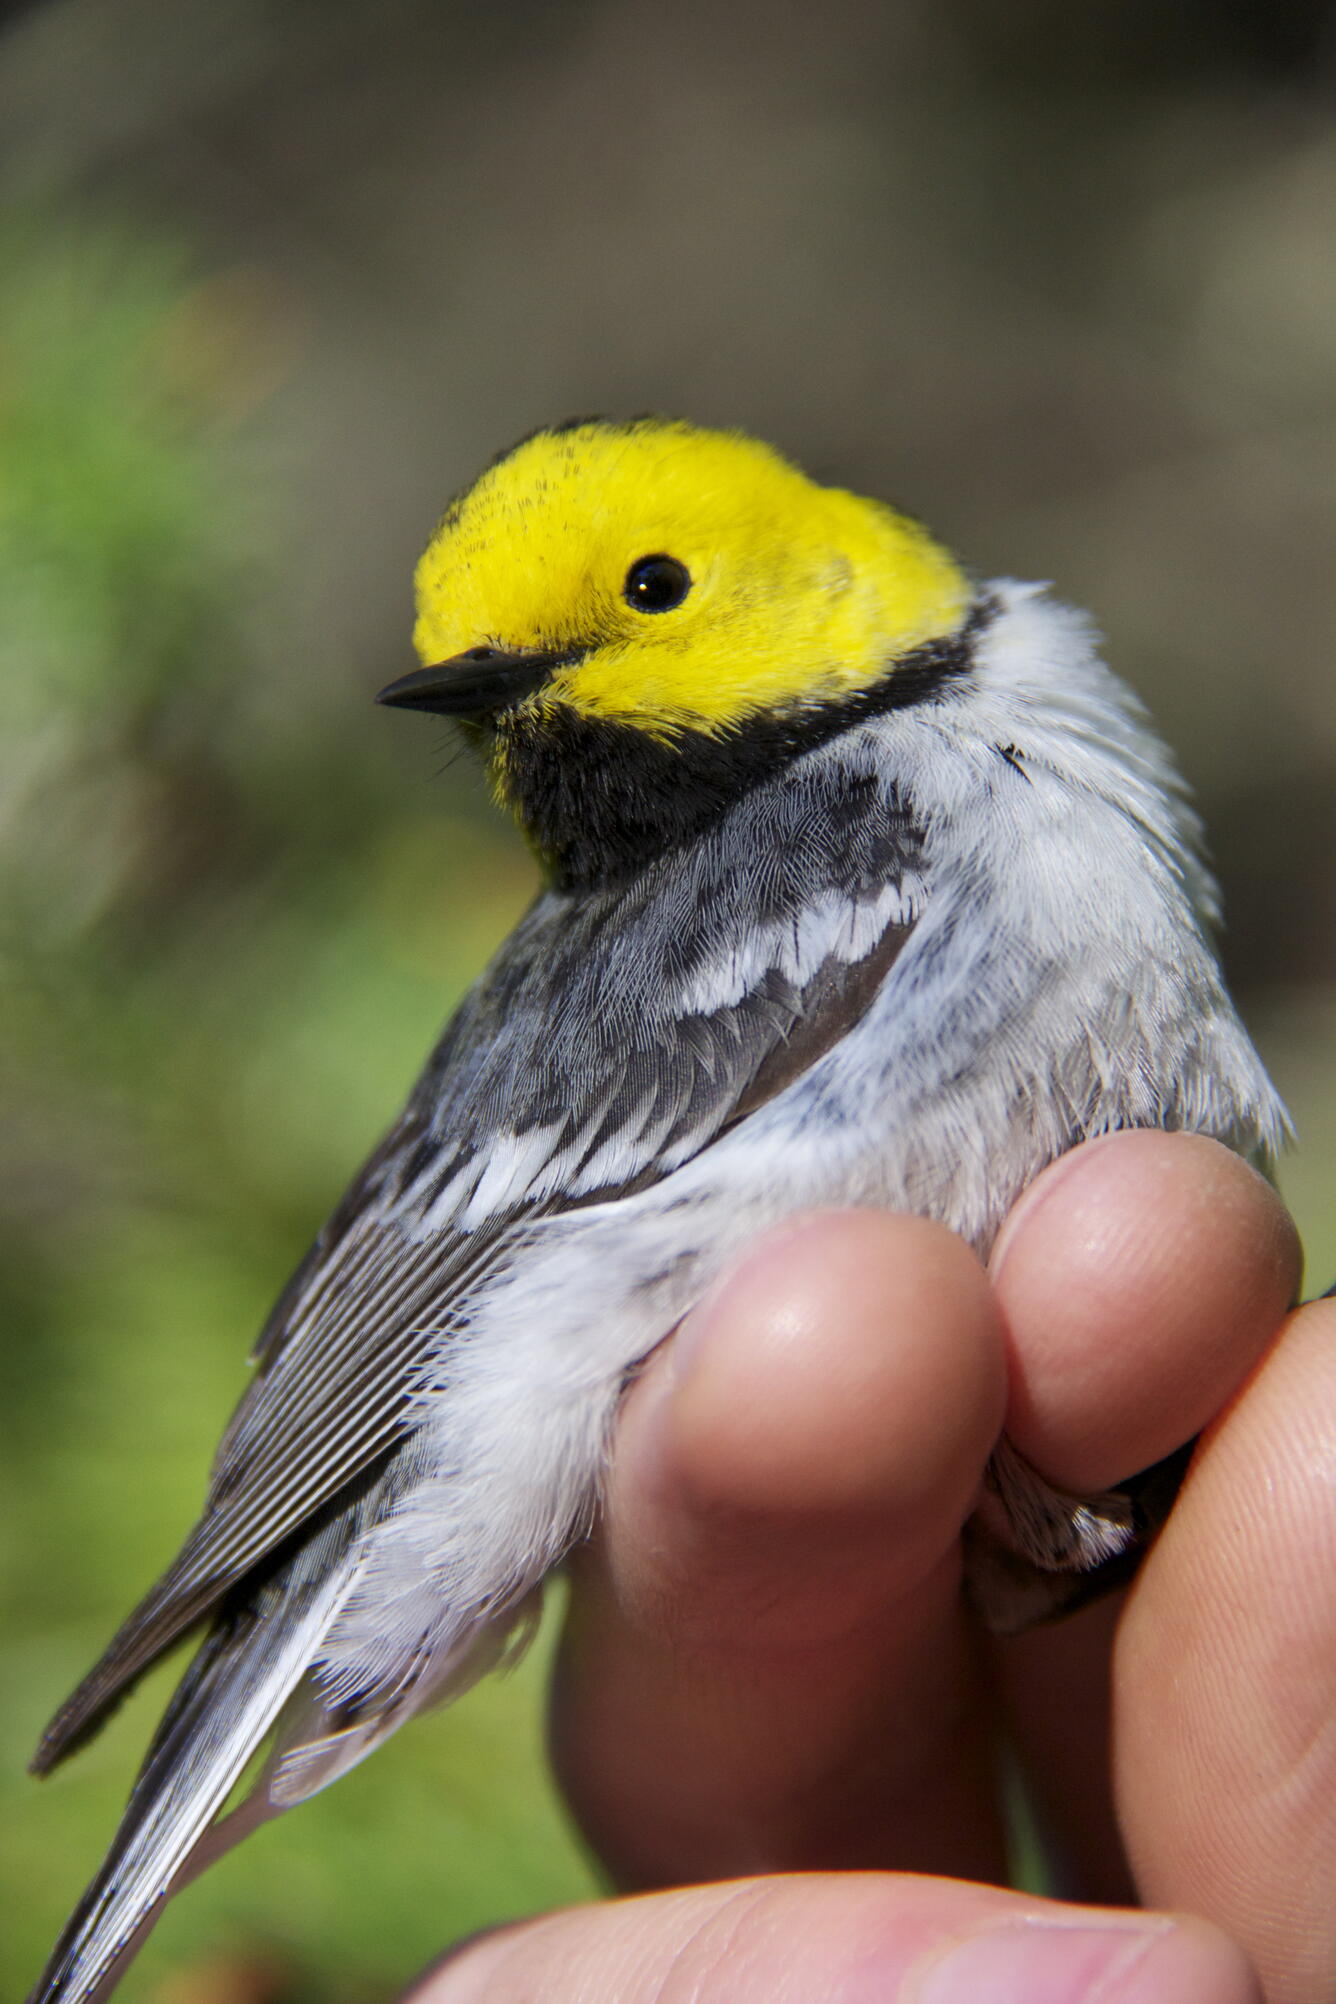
[412,1874,1259,2004]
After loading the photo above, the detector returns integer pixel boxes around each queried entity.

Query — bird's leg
[964,1433,1172,1634]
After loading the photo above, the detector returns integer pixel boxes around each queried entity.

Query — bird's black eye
[624,554,691,613]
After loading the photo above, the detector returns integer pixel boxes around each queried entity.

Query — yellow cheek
[549,537,969,734]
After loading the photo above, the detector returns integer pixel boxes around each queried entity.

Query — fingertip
[641,1209,1006,1560]
[991,1132,1296,1287]
[987,1132,1301,1490]
[557,1213,1013,1887]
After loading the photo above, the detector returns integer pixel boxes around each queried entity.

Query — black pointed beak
[376,647,576,719]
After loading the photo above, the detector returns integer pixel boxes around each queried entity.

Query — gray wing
[35,763,924,1769]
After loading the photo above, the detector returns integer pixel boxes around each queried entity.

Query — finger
[551,1210,1009,1889]
[413,1875,1260,2004]
[989,1131,1301,1491]
[1115,1298,1336,2004]
[988,1132,1300,1900]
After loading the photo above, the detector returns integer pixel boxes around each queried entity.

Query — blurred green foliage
[0,219,594,2001]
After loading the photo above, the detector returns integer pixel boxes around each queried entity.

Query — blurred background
[4,0,1336,1995]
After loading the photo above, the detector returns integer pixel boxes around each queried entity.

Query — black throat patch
[491,611,983,892]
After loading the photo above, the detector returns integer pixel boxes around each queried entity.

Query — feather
[28,1496,370,2004]
[33,794,923,1772]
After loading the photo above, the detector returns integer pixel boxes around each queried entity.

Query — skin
[410,1131,1336,2003]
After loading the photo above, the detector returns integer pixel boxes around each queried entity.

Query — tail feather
[268,1583,543,1808]
[32,1458,401,1779]
[31,1560,236,1778]
[28,1534,360,2004]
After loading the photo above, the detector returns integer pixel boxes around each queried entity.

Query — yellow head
[380,419,973,887]
[407,417,969,736]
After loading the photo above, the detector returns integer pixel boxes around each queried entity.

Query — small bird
[30,417,1287,2000]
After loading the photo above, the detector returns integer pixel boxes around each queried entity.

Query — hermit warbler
[30,417,1286,2002]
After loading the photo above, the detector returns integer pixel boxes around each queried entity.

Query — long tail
[28,1517,362,2004]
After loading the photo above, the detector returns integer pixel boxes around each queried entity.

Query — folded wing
[34,768,924,1771]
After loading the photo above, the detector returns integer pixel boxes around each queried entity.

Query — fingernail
[906,1917,1254,2004]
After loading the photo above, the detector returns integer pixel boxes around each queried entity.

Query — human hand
[415,1131,1332,2002]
